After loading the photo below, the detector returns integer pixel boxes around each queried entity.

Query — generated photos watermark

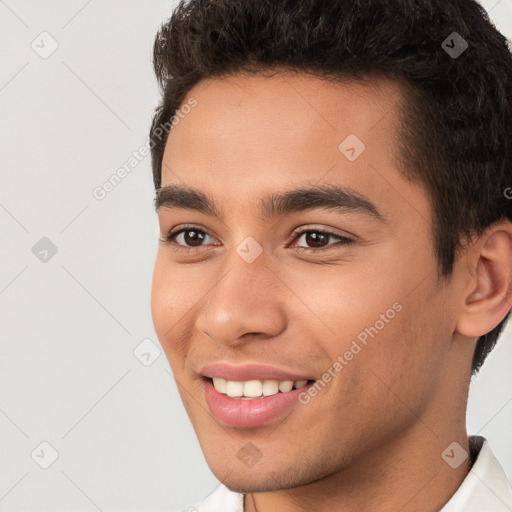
[298,301,403,404]
[92,97,197,201]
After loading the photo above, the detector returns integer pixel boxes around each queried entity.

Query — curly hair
[149,0,512,374]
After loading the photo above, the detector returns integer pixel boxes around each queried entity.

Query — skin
[150,71,512,512]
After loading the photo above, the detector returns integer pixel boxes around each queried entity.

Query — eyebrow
[154,183,386,222]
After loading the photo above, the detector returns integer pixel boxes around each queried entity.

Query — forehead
[160,71,425,224]
[162,71,405,172]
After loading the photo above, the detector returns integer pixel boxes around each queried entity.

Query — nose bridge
[196,243,286,345]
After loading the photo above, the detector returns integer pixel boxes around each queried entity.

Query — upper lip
[200,362,314,382]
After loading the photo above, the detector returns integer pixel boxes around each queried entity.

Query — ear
[456,221,512,338]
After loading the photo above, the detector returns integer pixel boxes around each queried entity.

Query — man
[149,0,512,510]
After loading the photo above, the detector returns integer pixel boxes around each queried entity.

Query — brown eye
[181,229,206,247]
[294,229,353,250]
[303,232,329,248]
[162,227,216,248]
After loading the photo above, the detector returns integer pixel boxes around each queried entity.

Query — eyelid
[160,224,354,252]
[288,226,354,250]
[160,224,218,252]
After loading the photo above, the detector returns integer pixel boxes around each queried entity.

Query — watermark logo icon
[236,237,263,263]
[31,31,59,59]
[133,338,161,366]
[237,442,262,468]
[442,441,469,469]
[32,237,58,263]
[31,441,59,469]
[338,134,366,161]
[441,32,468,59]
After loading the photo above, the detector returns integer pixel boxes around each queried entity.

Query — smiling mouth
[203,376,314,399]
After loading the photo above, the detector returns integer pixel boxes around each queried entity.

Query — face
[151,71,464,492]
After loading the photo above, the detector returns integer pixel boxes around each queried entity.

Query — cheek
[150,257,190,367]
[338,291,451,420]
[150,258,172,338]
[288,265,402,350]
[302,263,448,398]
[151,254,196,330]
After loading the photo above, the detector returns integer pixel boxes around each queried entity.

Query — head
[149,0,512,493]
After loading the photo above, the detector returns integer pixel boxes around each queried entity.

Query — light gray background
[1,1,511,510]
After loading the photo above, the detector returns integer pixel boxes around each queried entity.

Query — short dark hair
[150,0,512,374]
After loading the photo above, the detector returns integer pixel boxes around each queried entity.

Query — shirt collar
[440,436,512,511]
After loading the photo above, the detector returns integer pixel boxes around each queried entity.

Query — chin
[218,473,292,494]
[207,456,330,494]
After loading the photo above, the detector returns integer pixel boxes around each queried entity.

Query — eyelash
[160,225,354,253]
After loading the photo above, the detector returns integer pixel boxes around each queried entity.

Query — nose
[195,251,287,346]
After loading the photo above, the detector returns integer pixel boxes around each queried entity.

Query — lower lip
[203,378,314,428]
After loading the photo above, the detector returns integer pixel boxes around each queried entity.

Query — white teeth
[211,378,310,397]
[243,380,263,397]
[225,380,244,398]
[262,379,279,396]
[279,380,294,392]
[212,377,226,394]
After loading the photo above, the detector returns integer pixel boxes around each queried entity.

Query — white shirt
[177,436,512,512]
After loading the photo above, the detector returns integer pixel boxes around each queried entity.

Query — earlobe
[456,226,512,338]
